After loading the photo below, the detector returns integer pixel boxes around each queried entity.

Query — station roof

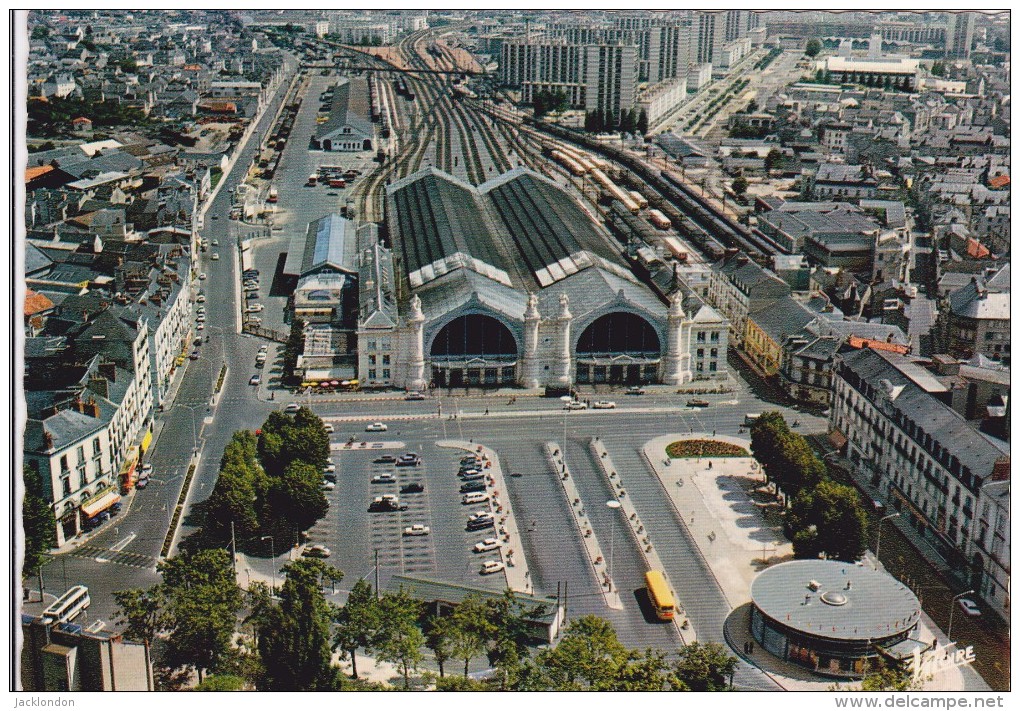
[285,213,358,278]
[751,560,920,642]
[387,167,626,293]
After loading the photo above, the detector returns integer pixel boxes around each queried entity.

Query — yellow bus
[645,571,675,621]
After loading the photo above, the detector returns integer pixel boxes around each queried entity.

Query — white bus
[42,585,90,625]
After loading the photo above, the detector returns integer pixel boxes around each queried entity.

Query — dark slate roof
[751,560,920,642]
[25,243,54,275]
[713,253,791,300]
[949,280,1010,320]
[388,167,627,293]
[748,295,815,343]
[838,348,1009,479]
[316,78,374,141]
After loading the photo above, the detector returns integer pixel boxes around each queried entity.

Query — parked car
[190,350,200,360]
[462,492,490,505]
[404,391,426,401]
[323,472,337,483]
[135,475,149,490]
[592,400,616,409]
[285,403,301,414]
[368,496,407,512]
[199,273,207,280]
[400,482,425,494]
[211,253,220,261]
[323,423,334,434]
[323,463,336,474]
[466,517,495,531]
[366,422,388,432]
[626,386,645,395]
[374,454,398,464]
[196,294,206,303]
[460,480,487,494]
[249,374,261,386]
[396,453,421,467]
[687,398,710,408]
[403,524,430,537]
[303,544,331,558]
[473,538,502,553]
[958,598,982,618]
[371,473,397,484]
[212,239,219,246]
[563,401,588,410]
[321,480,336,491]
[243,269,260,278]
[246,304,264,313]
[468,511,494,523]
[140,463,153,476]
[480,560,505,575]
[459,470,485,482]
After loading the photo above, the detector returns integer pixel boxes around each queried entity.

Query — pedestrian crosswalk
[67,545,157,570]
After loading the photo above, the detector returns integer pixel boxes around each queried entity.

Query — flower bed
[666,439,749,459]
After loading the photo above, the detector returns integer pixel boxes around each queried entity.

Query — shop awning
[81,491,121,518]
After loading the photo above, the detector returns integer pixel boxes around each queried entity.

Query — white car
[212,239,219,246]
[211,253,220,261]
[196,294,206,303]
[246,304,264,313]
[323,423,334,434]
[958,598,981,618]
[197,322,205,331]
[303,544,331,558]
[285,403,301,414]
[463,492,490,505]
[403,524,431,537]
[480,560,505,575]
[321,480,336,491]
[259,345,269,354]
[322,463,336,474]
[473,538,502,553]
[365,422,388,432]
[249,374,260,386]
[468,510,494,522]
[199,273,207,280]
[592,400,616,409]
[196,314,206,323]
[563,401,588,410]
[371,473,396,484]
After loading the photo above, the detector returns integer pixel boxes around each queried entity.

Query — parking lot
[308,435,508,591]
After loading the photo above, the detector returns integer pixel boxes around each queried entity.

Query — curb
[590,438,691,641]
[543,442,622,611]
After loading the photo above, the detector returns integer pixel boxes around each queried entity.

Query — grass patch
[666,439,749,458]
[161,463,197,558]
[215,365,227,394]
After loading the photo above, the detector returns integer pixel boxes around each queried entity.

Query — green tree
[281,318,305,386]
[266,460,328,534]
[119,57,138,73]
[749,411,790,486]
[158,548,244,682]
[732,175,749,196]
[256,558,342,691]
[422,614,454,678]
[787,480,868,562]
[673,642,738,691]
[258,408,330,476]
[333,579,380,679]
[614,648,679,690]
[779,435,826,500]
[374,589,426,689]
[805,39,822,58]
[112,587,165,655]
[483,591,545,689]
[194,674,246,691]
[434,675,490,690]
[447,594,493,677]
[31,26,49,39]
[636,108,649,134]
[537,615,629,690]
[931,61,946,77]
[21,466,56,577]
[859,659,923,691]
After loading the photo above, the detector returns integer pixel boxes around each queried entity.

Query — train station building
[749,560,927,678]
[363,166,727,391]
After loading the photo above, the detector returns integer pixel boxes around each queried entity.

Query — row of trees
[116,545,739,691]
[185,408,330,553]
[531,89,568,118]
[583,107,648,136]
[27,96,150,137]
[750,413,869,562]
[281,317,305,387]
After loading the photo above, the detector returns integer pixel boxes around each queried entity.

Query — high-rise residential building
[695,11,727,66]
[724,10,756,42]
[945,11,975,58]
[500,38,638,121]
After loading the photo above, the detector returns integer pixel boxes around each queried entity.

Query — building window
[696,362,704,372]
[697,348,704,358]
[710,348,718,358]
[382,354,390,365]
[382,369,390,379]
[367,340,377,350]
[61,475,71,497]
[60,455,69,472]
[369,355,376,365]
[710,332,719,342]
[368,369,377,379]
[697,331,706,343]
[709,361,717,372]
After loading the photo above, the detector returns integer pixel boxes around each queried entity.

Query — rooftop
[751,560,920,642]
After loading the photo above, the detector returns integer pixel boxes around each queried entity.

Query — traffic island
[437,440,532,594]
[589,437,692,640]
[543,442,622,611]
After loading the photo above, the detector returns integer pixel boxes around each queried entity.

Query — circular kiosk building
[750,560,922,678]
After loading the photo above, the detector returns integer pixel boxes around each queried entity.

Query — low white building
[687,63,713,91]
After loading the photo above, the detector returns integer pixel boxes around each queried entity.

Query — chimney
[992,457,1010,482]
[44,431,54,450]
[98,362,117,380]
[87,399,100,418]
[74,397,87,414]
[89,375,109,399]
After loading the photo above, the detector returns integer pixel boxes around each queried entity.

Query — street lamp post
[947,590,974,643]
[874,512,900,570]
[560,395,573,446]
[261,535,276,591]
[606,500,622,593]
